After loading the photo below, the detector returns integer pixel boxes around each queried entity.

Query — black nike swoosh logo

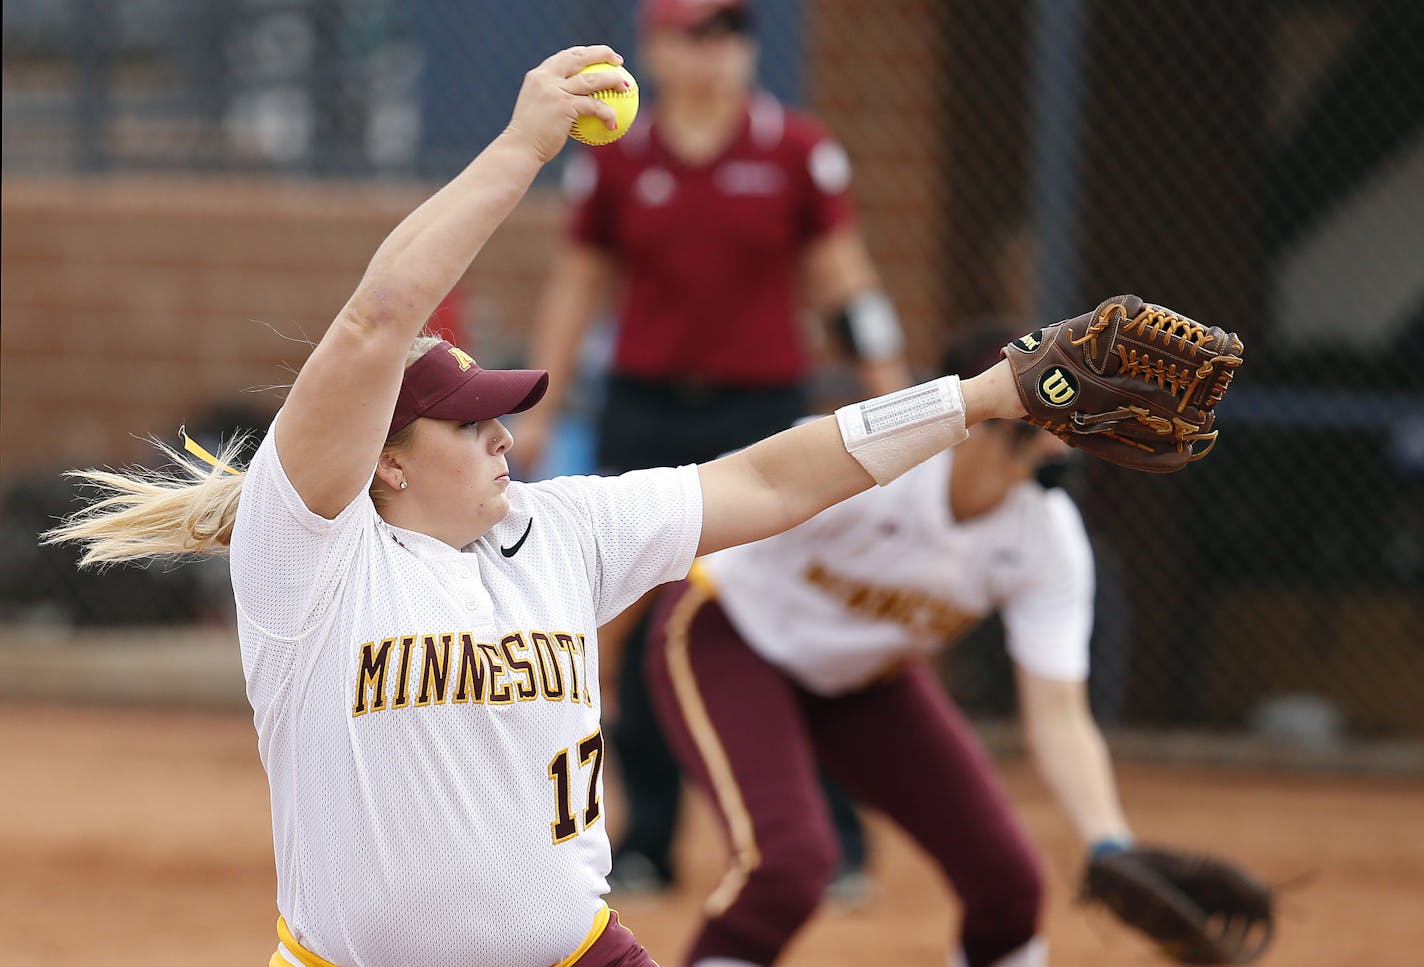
[500,518,533,558]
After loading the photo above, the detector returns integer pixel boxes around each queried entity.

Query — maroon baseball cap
[389,341,548,435]
[641,0,750,33]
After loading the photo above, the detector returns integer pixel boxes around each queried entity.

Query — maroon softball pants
[645,579,1043,967]
[568,909,662,967]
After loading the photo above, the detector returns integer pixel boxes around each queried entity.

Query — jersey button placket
[458,562,491,617]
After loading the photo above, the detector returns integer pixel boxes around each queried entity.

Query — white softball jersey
[229,413,702,967]
[699,449,1095,695]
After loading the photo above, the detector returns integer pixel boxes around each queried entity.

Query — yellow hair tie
[178,425,239,476]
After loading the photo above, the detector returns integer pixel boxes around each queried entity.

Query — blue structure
[413,0,805,180]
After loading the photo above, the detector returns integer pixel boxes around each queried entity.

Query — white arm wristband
[835,375,968,485]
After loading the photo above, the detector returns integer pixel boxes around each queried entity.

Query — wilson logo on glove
[1037,368,1079,406]
[1014,330,1045,353]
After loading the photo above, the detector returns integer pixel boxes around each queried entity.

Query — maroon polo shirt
[565,93,856,386]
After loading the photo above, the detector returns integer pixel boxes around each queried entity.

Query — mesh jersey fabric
[699,448,1095,695]
[229,412,702,967]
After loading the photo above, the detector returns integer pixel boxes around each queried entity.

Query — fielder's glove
[1002,295,1244,471]
[1082,844,1275,964]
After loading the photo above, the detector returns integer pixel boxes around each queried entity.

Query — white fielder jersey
[229,413,702,967]
[699,449,1094,695]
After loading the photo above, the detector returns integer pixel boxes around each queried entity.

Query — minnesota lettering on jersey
[351,630,593,717]
[804,561,979,640]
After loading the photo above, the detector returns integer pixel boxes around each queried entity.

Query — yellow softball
[570,63,639,146]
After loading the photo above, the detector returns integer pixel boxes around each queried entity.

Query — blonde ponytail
[45,333,447,568]
[44,435,251,567]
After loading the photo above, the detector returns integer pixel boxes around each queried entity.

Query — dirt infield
[4,704,1421,966]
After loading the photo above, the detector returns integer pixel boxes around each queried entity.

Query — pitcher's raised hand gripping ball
[507,48,634,162]
[570,63,639,145]
[1002,295,1244,471]
[1082,844,1275,964]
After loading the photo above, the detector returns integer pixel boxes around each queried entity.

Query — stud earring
[399,481,408,490]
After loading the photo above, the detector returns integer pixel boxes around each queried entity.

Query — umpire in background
[519,0,909,897]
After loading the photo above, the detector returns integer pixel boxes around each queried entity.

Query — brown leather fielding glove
[1002,295,1244,471]
[1082,845,1275,964]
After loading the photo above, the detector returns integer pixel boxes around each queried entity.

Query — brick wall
[0,177,564,477]
[809,0,950,363]
[2,0,951,481]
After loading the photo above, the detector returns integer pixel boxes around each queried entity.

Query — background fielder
[644,341,1135,967]
[521,0,908,897]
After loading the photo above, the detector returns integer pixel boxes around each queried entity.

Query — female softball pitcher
[49,46,1031,967]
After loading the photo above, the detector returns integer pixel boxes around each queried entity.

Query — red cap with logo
[640,0,750,33]
[389,341,548,436]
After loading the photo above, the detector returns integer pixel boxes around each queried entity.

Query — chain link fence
[3,0,1422,749]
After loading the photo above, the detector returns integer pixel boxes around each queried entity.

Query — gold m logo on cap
[1037,367,1079,406]
[447,347,476,371]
